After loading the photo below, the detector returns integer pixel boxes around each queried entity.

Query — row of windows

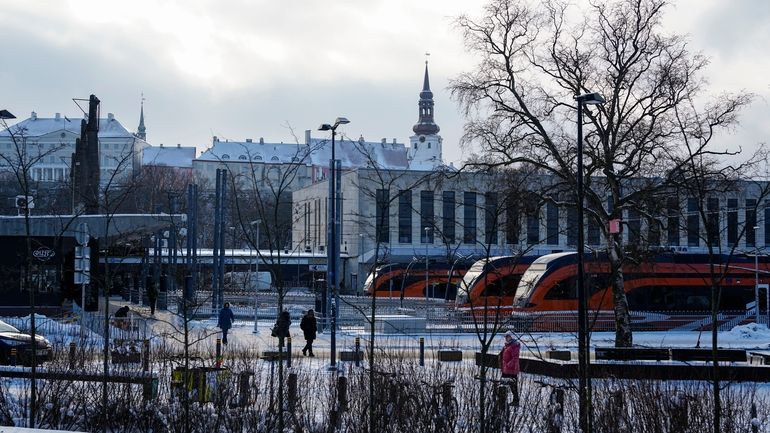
[373,191,770,248]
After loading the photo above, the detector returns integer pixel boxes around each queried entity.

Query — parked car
[0,319,53,366]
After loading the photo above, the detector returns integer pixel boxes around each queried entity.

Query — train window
[543,276,578,300]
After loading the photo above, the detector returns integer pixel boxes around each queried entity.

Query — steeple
[412,60,440,136]
[136,94,146,140]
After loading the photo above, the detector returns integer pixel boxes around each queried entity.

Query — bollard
[215,338,222,367]
[287,336,292,368]
[355,337,361,367]
[142,339,150,372]
[10,348,16,366]
[338,376,348,411]
[288,372,298,413]
[69,342,76,370]
[419,337,425,366]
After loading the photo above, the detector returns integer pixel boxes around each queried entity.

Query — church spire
[136,94,146,140]
[412,58,440,136]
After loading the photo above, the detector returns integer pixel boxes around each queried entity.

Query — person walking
[272,310,291,348]
[300,309,317,357]
[218,302,235,345]
[147,283,158,316]
[500,330,521,406]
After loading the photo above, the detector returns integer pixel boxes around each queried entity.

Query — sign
[309,264,328,272]
[609,219,621,234]
[33,246,55,262]
[76,222,90,246]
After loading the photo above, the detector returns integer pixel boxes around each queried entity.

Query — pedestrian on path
[499,330,521,406]
[218,302,235,345]
[272,310,291,348]
[147,283,158,316]
[300,309,317,357]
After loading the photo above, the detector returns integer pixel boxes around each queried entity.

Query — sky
[1,0,768,166]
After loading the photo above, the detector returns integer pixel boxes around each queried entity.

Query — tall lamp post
[252,220,261,333]
[575,92,605,433]
[424,227,432,300]
[319,116,350,371]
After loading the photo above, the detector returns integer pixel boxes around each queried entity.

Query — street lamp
[575,91,605,433]
[359,233,364,296]
[252,220,261,333]
[318,116,350,370]
[424,227,432,300]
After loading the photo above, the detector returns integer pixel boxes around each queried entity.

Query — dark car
[0,321,53,366]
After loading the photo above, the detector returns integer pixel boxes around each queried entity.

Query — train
[364,260,471,299]
[512,251,769,312]
[455,255,537,307]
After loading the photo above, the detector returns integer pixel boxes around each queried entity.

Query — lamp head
[576,92,605,105]
[334,117,350,127]
[318,124,332,131]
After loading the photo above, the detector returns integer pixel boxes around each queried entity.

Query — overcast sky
[1,0,768,165]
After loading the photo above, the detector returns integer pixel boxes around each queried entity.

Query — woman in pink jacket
[500,330,521,406]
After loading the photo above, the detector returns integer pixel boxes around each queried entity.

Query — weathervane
[425,52,430,65]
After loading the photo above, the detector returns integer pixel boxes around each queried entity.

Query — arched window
[271,156,279,162]
[254,155,263,161]
[221,154,230,160]
[238,155,247,160]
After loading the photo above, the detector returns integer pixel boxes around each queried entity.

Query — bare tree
[450,0,755,347]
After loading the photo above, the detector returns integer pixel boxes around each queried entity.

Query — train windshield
[455,260,488,304]
[514,263,548,307]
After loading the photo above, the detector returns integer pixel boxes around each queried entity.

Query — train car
[455,255,537,308]
[513,251,769,312]
[363,260,470,299]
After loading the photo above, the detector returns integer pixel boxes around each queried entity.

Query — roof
[143,145,196,168]
[0,114,135,139]
[197,137,409,170]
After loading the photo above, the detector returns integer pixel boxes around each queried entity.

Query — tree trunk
[609,235,633,347]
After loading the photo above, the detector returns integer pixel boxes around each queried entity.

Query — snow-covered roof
[0,113,135,139]
[197,136,409,170]
[143,145,196,168]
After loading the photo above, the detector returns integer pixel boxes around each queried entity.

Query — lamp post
[359,233,364,296]
[575,91,605,433]
[424,227,432,300]
[318,116,350,371]
[252,220,261,333]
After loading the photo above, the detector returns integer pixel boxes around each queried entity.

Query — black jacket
[274,311,291,339]
[300,314,317,340]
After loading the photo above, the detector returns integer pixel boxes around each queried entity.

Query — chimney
[213,136,218,143]
[259,138,264,144]
[177,143,181,148]
[107,113,114,121]
[381,138,386,144]
[246,138,252,143]
[31,111,37,120]
[55,113,61,120]
[160,143,164,148]
[305,129,311,145]
[392,138,397,144]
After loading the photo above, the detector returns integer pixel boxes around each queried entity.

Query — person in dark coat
[300,309,317,357]
[217,302,235,345]
[273,310,291,347]
[147,283,158,315]
[114,305,131,330]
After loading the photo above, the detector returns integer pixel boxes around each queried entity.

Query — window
[506,199,520,245]
[764,201,770,246]
[546,201,558,245]
[628,209,641,244]
[727,198,738,247]
[398,190,412,243]
[707,197,719,246]
[747,199,757,247]
[271,156,279,162]
[667,197,680,246]
[587,216,600,246]
[463,192,477,244]
[421,190,434,243]
[687,198,699,247]
[485,192,498,244]
[238,155,247,160]
[222,154,230,160]
[442,191,455,243]
[527,202,539,245]
[566,207,577,246]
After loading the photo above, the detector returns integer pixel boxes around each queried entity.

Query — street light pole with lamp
[424,227,432,300]
[575,91,605,433]
[251,220,261,333]
[318,116,350,371]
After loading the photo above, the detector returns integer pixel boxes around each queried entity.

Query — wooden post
[142,339,150,372]
[288,372,298,413]
[69,342,76,370]
[287,336,292,368]
[215,338,222,367]
[355,337,361,367]
[419,337,425,366]
[494,384,507,418]
[238,372,252,407]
